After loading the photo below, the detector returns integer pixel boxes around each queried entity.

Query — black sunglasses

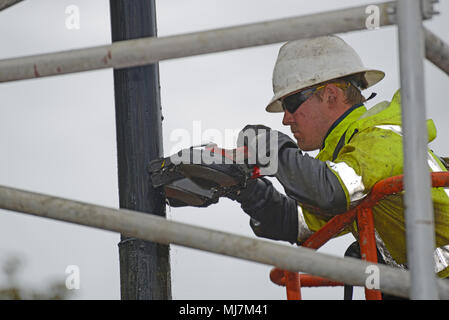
[281,87,320,114]
[281,82,351,114]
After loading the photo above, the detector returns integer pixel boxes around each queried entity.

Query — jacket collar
[317,103,366,161]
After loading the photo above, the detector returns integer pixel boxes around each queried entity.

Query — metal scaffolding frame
[1,0,448,299]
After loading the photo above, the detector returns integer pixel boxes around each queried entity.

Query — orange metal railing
[269,172,449,300]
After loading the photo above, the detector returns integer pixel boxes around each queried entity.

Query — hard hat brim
[265,69,385,113]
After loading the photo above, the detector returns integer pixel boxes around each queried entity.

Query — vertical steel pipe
[397,0,438,299]
[110,0,171,300]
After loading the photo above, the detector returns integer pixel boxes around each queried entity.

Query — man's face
[281,89,333,151]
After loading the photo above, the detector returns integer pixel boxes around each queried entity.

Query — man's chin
[294,136,314,151]
[297,141,317,152]
[296,139,307,150]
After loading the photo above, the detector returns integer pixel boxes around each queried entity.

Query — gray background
[0,0,447,299]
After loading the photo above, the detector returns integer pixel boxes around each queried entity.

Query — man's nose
[282,110,294,126]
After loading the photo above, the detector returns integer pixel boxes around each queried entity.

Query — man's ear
[324,84,339,106]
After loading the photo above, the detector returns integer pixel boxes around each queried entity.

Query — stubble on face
[291,106,326,151]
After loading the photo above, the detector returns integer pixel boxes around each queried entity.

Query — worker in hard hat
[228,35,449,281]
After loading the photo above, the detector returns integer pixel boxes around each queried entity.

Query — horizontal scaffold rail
[1,184,449,299]
[0,0,23,12]
[425,27,449,75]
[0,1,447,83]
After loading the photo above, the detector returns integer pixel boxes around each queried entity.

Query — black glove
[237,125,273,167]
[227,176,299,244]
[236,124,297,176]
[237,125,272,150]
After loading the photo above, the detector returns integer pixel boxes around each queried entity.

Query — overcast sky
[0,0,448,300]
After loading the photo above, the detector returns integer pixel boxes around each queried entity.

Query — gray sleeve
[274,145,348,215]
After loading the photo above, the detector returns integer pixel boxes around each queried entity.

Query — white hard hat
[266,35,385,113]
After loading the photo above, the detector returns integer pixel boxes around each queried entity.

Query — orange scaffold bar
[270,172,449,300]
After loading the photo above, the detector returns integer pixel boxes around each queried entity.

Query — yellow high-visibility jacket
[302,90,449,277]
